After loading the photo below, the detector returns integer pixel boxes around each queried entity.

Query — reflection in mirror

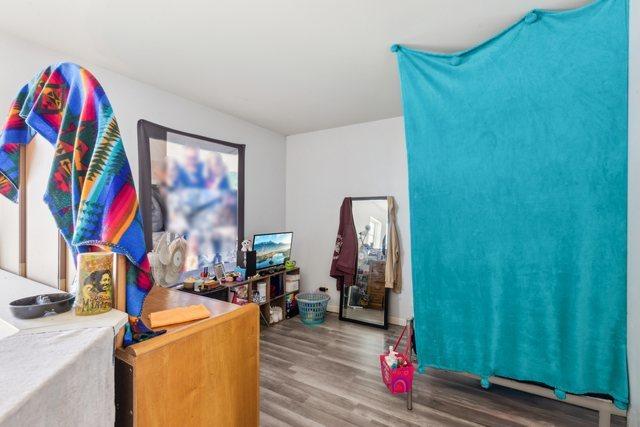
[341,197,389,328]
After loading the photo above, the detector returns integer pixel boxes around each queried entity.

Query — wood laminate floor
[259,314,625,427]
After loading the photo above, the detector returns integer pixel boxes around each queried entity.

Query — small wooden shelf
[177,266,301,326]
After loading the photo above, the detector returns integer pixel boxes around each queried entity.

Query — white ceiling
[2,0,589,135]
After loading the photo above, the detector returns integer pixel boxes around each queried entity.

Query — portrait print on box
[75,253,115,315]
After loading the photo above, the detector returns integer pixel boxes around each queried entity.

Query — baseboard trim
[627,408,639,427]
[326,304,406,326]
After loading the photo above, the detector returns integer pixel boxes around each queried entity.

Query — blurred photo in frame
[138,121,245,280]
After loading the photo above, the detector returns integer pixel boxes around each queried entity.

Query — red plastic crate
[380,353,414,394]
[379,321,415,395]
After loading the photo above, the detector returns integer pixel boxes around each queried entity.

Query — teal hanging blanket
[393,0,628,406]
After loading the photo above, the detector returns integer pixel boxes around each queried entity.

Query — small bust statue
[241,239,252,252]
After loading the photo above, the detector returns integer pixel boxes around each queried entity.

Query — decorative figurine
[200,266,209,279]
[213,263,225,281]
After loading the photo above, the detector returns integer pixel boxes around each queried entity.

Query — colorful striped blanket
[0,63,151,317]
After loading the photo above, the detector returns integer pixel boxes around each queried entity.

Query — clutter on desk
[148,304,211,328]
[285,273,300,293]
[234,267,246,281]
[231,284,249,305]
[182,276,198,291]
[269,306,283,323]
[9,292,75,319]
[285,259,297,271]
[238,239,257,276]
[75,253,114,316]
[213,263,225,281]
[221,271,241,283]
[181,266,244,293]
[175,260,302,326]
[149,232,187,287]
[193,280,206,292]
[253,282,267,304]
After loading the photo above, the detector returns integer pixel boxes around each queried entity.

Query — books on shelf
[285,273,299,293]
[269,305,284,323]
[285,280,299,293]
[252,282,267,304]
[230,284,249,305]
[285,293,299,318]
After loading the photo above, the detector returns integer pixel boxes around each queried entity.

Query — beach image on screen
[254,233,292,269]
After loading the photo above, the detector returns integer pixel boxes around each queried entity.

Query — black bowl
[9,293,75,319]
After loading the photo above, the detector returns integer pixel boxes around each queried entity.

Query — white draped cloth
[0,328,114,427]
[0,269,127,426]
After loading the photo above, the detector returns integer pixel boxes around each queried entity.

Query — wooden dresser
[115,286,259,427]
[366,260,386,310]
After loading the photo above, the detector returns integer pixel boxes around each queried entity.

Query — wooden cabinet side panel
[115,358,135,427]
[134,306,260,427]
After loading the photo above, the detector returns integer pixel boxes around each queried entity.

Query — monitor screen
[253,232,293,270]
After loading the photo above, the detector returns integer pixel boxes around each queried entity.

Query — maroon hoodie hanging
[330,197,357,291]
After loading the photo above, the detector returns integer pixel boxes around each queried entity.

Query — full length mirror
[340,196,389,328]
[138,120,245,282]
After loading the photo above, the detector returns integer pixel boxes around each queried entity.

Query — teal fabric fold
[394,0,628,404]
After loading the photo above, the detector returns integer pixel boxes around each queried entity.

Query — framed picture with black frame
[137,120,245,276]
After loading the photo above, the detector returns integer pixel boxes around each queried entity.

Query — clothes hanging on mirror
[385,196,402,293]
[330,197,357,291]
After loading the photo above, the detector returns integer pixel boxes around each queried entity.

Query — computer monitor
[252,232,293,270]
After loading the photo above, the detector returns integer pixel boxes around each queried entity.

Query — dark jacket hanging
[330,197,357,291]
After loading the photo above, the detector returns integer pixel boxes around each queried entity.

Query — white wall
[0,32,286,277]
[285,117,412,324]
[627,0,639,424]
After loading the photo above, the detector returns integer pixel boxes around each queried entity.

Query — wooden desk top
[114,286,260,426]
[117,286,249,359]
